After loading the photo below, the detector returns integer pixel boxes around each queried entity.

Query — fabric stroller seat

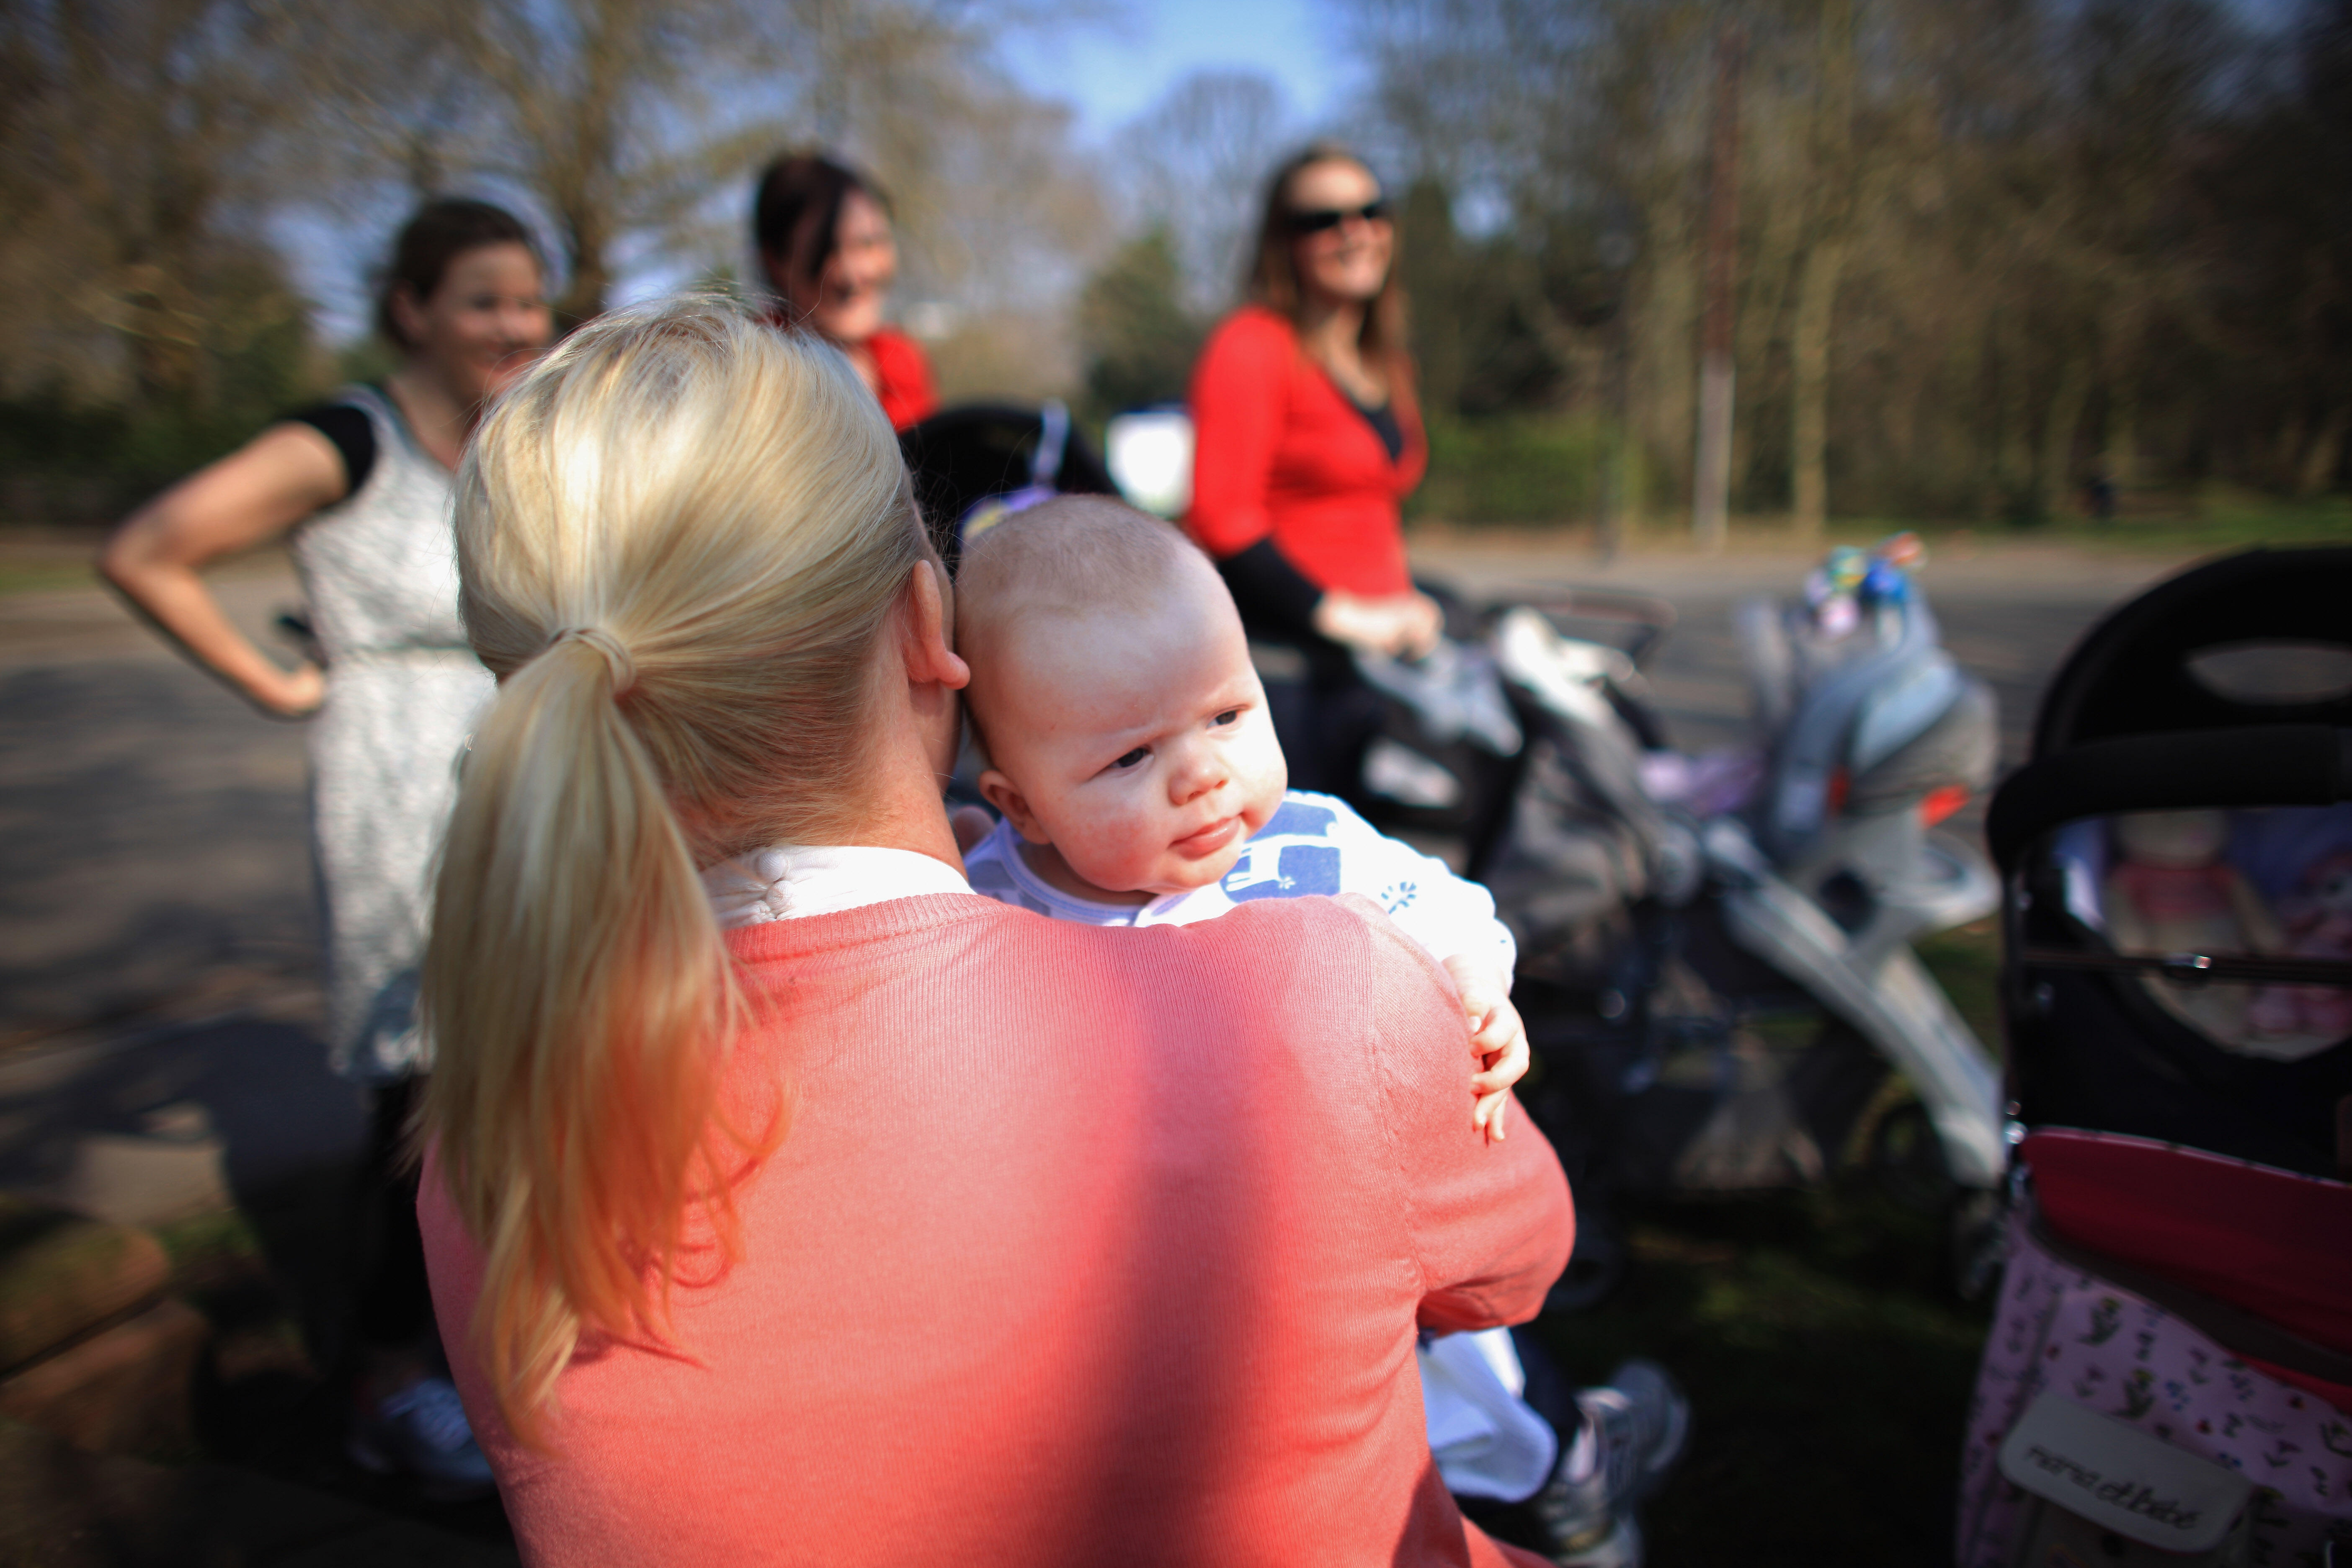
[1957,1131,2352,1566]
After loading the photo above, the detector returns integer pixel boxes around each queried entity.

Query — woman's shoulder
[867,327,930,374]
[1205,305,1298,356]
[1194,307,1303,401]
[280,385,389,496]
[866,329,938,429]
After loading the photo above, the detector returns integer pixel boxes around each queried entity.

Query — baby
[950,495,1564,1507]
[952,494,1530,1138]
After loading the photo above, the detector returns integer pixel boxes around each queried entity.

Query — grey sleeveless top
[288,384,493,1080]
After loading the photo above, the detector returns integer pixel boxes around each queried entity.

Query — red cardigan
[422,892,1567,1568]
[1185,305,1427,599]
[868,327,938,432]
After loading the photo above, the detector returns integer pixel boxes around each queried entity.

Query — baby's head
[957,495,1287,897]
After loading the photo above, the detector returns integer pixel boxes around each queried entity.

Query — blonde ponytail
[420,298,928,1445]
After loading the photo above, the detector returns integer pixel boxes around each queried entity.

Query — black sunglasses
[1287,199,1390,234]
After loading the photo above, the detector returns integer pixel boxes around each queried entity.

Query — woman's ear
[900,560,970,691]
[389,284,428,348]
[977,769,1050,845]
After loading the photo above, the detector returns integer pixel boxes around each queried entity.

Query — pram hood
[1990,547,2352,1175]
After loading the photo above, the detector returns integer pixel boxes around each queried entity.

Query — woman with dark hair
[100,197,552,1494]
[1185,143,1445,798]
[753,152,938,430]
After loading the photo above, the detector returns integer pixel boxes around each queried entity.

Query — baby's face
[976,575,1287,897]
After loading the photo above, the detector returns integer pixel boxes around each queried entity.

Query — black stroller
[1338,547,2011,1308]
[897,402,1119,575]
[903,408,2010,1306]
[1955,546,2352,1566]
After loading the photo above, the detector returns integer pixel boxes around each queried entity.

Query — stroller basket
[1957,1131,2352,1567]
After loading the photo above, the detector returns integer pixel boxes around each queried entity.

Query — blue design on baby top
[1257,797,1338,840]
[1222,841,1343,901]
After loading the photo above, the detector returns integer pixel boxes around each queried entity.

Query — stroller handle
[1985,723,2352,875]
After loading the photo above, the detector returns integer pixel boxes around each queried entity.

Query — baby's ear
[977,769,1051,845]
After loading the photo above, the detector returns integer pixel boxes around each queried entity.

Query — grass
[1917,917,2001,1055]
[1530,1178,1993,1565]
[1507,922,2009,1565]
[0,560,101,597]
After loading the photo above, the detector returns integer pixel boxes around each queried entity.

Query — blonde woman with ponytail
[416,297,1570,1568]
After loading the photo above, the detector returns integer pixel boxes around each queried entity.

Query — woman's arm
[1186,313,1289,564]
[98,422,350,717]
[1354,903,1571,1331]
[1191,319,1442,657]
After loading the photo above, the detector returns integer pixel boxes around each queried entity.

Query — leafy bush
[1412,414,1617,526]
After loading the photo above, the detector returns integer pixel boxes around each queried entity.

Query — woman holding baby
[413,298,1573,1565]
[1186,141,1448,799]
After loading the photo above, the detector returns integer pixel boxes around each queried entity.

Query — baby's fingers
[1473,1086,1512,1142]
[1468,1043,1527,1095]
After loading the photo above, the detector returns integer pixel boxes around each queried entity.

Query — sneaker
[1555,1515,1642,1568]
[1529,1359,1691,1561]
[348,1376,497,1500]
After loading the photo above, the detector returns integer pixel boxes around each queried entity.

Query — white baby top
[961,789,1516,978]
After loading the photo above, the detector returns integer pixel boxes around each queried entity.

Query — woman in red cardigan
[754,152,939,430]
[1186,142,1446,796]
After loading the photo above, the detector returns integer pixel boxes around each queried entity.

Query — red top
[1185,305,1427,598]
[868,327,938,431]
[422,892,1567,1568]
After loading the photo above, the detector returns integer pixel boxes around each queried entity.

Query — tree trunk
[2039,353,2094,522]
[2102,381,2138,489]
[2296,404,2350,496]
[1789,236,1846,539]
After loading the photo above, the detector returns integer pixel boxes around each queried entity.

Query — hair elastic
[549,626,637,696]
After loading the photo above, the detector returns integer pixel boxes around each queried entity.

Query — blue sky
[1003,0,1356,144]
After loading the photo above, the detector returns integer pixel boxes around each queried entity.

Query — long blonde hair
[420,297,928,1446]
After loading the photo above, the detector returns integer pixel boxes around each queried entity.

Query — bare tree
[0,0,314,407]
[1112,70,1294,311]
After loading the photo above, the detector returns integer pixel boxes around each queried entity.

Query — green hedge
[1411,414,1616,526]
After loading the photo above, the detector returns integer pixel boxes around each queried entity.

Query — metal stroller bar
[2018,946,2352,988]
[1985,723,2352,874]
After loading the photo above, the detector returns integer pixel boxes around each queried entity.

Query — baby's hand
[1441,954,1530,1143]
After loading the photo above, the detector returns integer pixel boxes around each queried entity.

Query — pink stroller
[1956,547,2352,1566]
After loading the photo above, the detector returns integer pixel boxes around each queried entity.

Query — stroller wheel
[1545,1197,1629,1314]
[1867,1099,1953,1214]
[1946,1186,2008,1302]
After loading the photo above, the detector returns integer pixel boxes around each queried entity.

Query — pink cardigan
[422,892,1569,1566]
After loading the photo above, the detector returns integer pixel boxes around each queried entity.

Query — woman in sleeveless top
[99,199,552,1493]
[1185,143,1445,799]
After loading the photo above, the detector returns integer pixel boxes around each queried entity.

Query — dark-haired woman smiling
[1185,143,1445,798]
[753,151,938,431]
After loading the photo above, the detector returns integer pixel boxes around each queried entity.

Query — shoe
[1529,1359,1691,1561]
[348,1376,497,1500]
[1554,1515,1641,1568]
[1593,1359,1692,1500]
